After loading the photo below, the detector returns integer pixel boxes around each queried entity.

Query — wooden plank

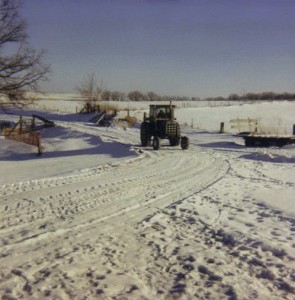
[231,125,258,129]
[32,114,55,127]
[95,113,106,124]
[230,118,258,123]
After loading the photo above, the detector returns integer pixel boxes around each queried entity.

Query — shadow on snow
[0,126,134,161]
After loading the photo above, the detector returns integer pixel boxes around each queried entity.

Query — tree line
[76,74,295,103]
[126,91,295,102]
[79,85,295,104]
[125,91,295,102]
[75,73,195,104]
[206,92,295,102]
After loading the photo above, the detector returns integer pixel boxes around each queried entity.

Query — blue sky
[22,0,295,98]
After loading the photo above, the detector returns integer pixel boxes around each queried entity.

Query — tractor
[140,103,189,150]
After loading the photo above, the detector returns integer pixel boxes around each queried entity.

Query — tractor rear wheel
[181,136,189,150]
[152,136,161,150]
[140,122,151,146]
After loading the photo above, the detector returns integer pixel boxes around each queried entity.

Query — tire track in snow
[0,122,230,299]
[0,147,227,245]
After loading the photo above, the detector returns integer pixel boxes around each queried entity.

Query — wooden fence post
[36,132,41,156]
[19,115,23,133]
[220,122,224,133]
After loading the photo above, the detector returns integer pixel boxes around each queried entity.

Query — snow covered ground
[0,96,295,299]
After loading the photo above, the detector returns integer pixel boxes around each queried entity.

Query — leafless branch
[0,0,50,106]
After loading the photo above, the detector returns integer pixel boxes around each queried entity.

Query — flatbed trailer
[238,133,295,147]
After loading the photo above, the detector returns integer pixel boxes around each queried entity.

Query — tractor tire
[153,136,161,150]
[169,137,180,146]
[245,137,254,147]
[180,136,189,150]
[140,122,151,146]
[176,123,180,137]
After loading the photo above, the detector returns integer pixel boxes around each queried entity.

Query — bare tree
[128,90,144,101]
[228,93,239,101]
[0,0,50,105]
[111,91,125,101]
[101,89,111,101]
[76,73,105,107]
[146,91,159,101]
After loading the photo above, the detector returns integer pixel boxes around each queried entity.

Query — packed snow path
[0,122,294,299]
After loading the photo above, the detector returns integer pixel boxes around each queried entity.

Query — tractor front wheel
[152,137,161,150]
[181,136,189,150]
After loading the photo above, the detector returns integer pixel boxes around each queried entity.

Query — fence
[3,127,41,155]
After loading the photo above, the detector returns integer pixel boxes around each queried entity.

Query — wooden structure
[2,115,54,155]
[0,121,11,131]
[78,103,100,114]
[219,122,224,133]
[31,114,55,130]
[4,125,41,155]
[230,118,258,134]
[89,111,117,126]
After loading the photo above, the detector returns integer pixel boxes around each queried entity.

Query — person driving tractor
[157,110,166,118]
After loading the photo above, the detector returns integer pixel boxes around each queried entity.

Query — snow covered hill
[0,99,294,299]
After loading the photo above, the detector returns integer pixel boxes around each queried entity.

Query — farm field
[0,95,295,299]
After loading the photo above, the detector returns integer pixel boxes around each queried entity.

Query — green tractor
[140,103,189,150]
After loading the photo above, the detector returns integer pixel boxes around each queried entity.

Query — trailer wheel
[153,137,161,150]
